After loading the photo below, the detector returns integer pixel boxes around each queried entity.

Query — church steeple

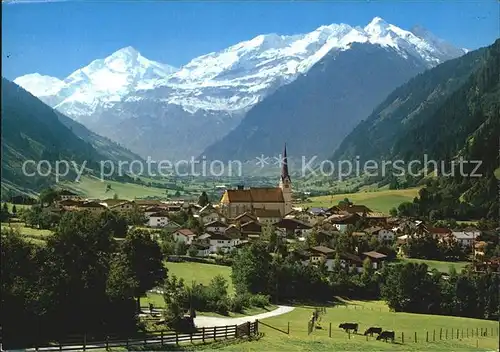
[281,143,291,183]
[279,143,292,216]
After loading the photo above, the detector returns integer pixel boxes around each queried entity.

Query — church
[219,145,292,219]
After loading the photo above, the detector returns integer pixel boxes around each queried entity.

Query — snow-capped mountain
[15,46,178,120]
[15,17,467,160]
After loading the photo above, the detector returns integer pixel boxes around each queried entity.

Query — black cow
[339,323,358,333]
[376,330,395,342]
[364,327,383,336]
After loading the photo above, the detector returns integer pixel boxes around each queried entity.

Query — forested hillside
[1,79,143,197]
[332,40,500,220]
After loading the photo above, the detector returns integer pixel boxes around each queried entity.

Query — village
[36,165,495,275]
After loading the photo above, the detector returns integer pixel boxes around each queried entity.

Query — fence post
[329,323,332,338]
[348,330,351,339]
[440,328,442,340]
[288,322,290,334]
[458,329,460,339]
[446,329,448,339]
[467,328,468,338]
[83,333,86,351]
[402,332,404,343]
[476,327,478,337]
[214,326,217,341]
[247,322,251,337]
[106,335,109,351]
[202,327,205,343]
[433,329,435,341]
[480,328,483,336]
[452,328,454,339]
[126,338,129,349]
[161,331,164,346]
[235,324,238,338]
[414,331,417,343]
[426,331,428,342]
[256,320,259,335]
[225,325,228,338]
[59,343,62,352]
[176,332,179,345]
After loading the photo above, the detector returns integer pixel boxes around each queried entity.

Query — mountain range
[15,17,467,162]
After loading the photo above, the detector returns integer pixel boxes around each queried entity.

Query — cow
[376,330,395,342]
[339,323,358,333]
[364,327,383,336]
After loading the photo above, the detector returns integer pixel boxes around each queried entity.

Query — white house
[204,232,239,253]
[144,206,166,219]
[204,220,228,234]
[172,228,196,244]
[452,230,480,247]
[365,227,395,242]
[192,243,210,257]
[148,211,174,228]
[198,204,225,224]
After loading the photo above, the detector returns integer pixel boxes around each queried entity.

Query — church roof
[222,187,284,203]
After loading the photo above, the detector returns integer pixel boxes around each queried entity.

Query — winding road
[194,305,295,327]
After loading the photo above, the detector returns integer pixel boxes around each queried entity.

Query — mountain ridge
[14,17,467,161]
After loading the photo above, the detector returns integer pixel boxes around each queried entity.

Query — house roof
[362,251,387,260]
[364,212,388,218]
[134,199,164,206]
[225,225,241,234]
[427,227,452,235]
[145,206,166,213]
[233,212,257,221]
[150,211,171,218]
[364,226,383,234]
[326,212,360,224]
[311,246,335,255]
[241,221,262,232]
[78,201,105,208]
[102,198,131,207]
[59,189,78,196]
[109,201,135,209]
[59,199,82,206]
[451,231,478,240]
[198,233,212,240]
[174,228,196,237]
[205,220,228,228]
[221,188,284,203]
[344,205,372,214]
[340,252,362,263]
[273,218,312,230]
[199,204,216,214]
[254,208,282,218]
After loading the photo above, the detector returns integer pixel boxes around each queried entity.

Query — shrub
[230,293,251,313]
[249,294,270,308]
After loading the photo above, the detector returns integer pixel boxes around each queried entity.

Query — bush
[230,293,251,313]
[249,294,270,308]
[213,297,230,316]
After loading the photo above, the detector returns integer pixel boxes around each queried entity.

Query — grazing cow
[376,330,395,342]
[364,327,383,336]
[339,323,358,333]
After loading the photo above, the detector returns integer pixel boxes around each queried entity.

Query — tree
[389,207,398,217]
[12,204,17,215]
[124,204,147,226]
[113,193,119,200]
[198,192,209,207]
[39,188,59,207]
[100,211,128,238]
[187,245,198,257]
[120,229,166,311]
[231,242,272,295]
[2,203,9,213]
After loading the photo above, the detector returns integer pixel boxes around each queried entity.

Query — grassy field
[165,261,234,294]
[1,222,53,246]
[215,300,499,351]
[60,176,169,200]
[397,258,470,274]
[300,188,420,214]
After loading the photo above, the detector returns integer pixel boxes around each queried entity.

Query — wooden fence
[12,321,259,351]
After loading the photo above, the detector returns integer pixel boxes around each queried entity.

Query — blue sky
[2,0,499,80]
